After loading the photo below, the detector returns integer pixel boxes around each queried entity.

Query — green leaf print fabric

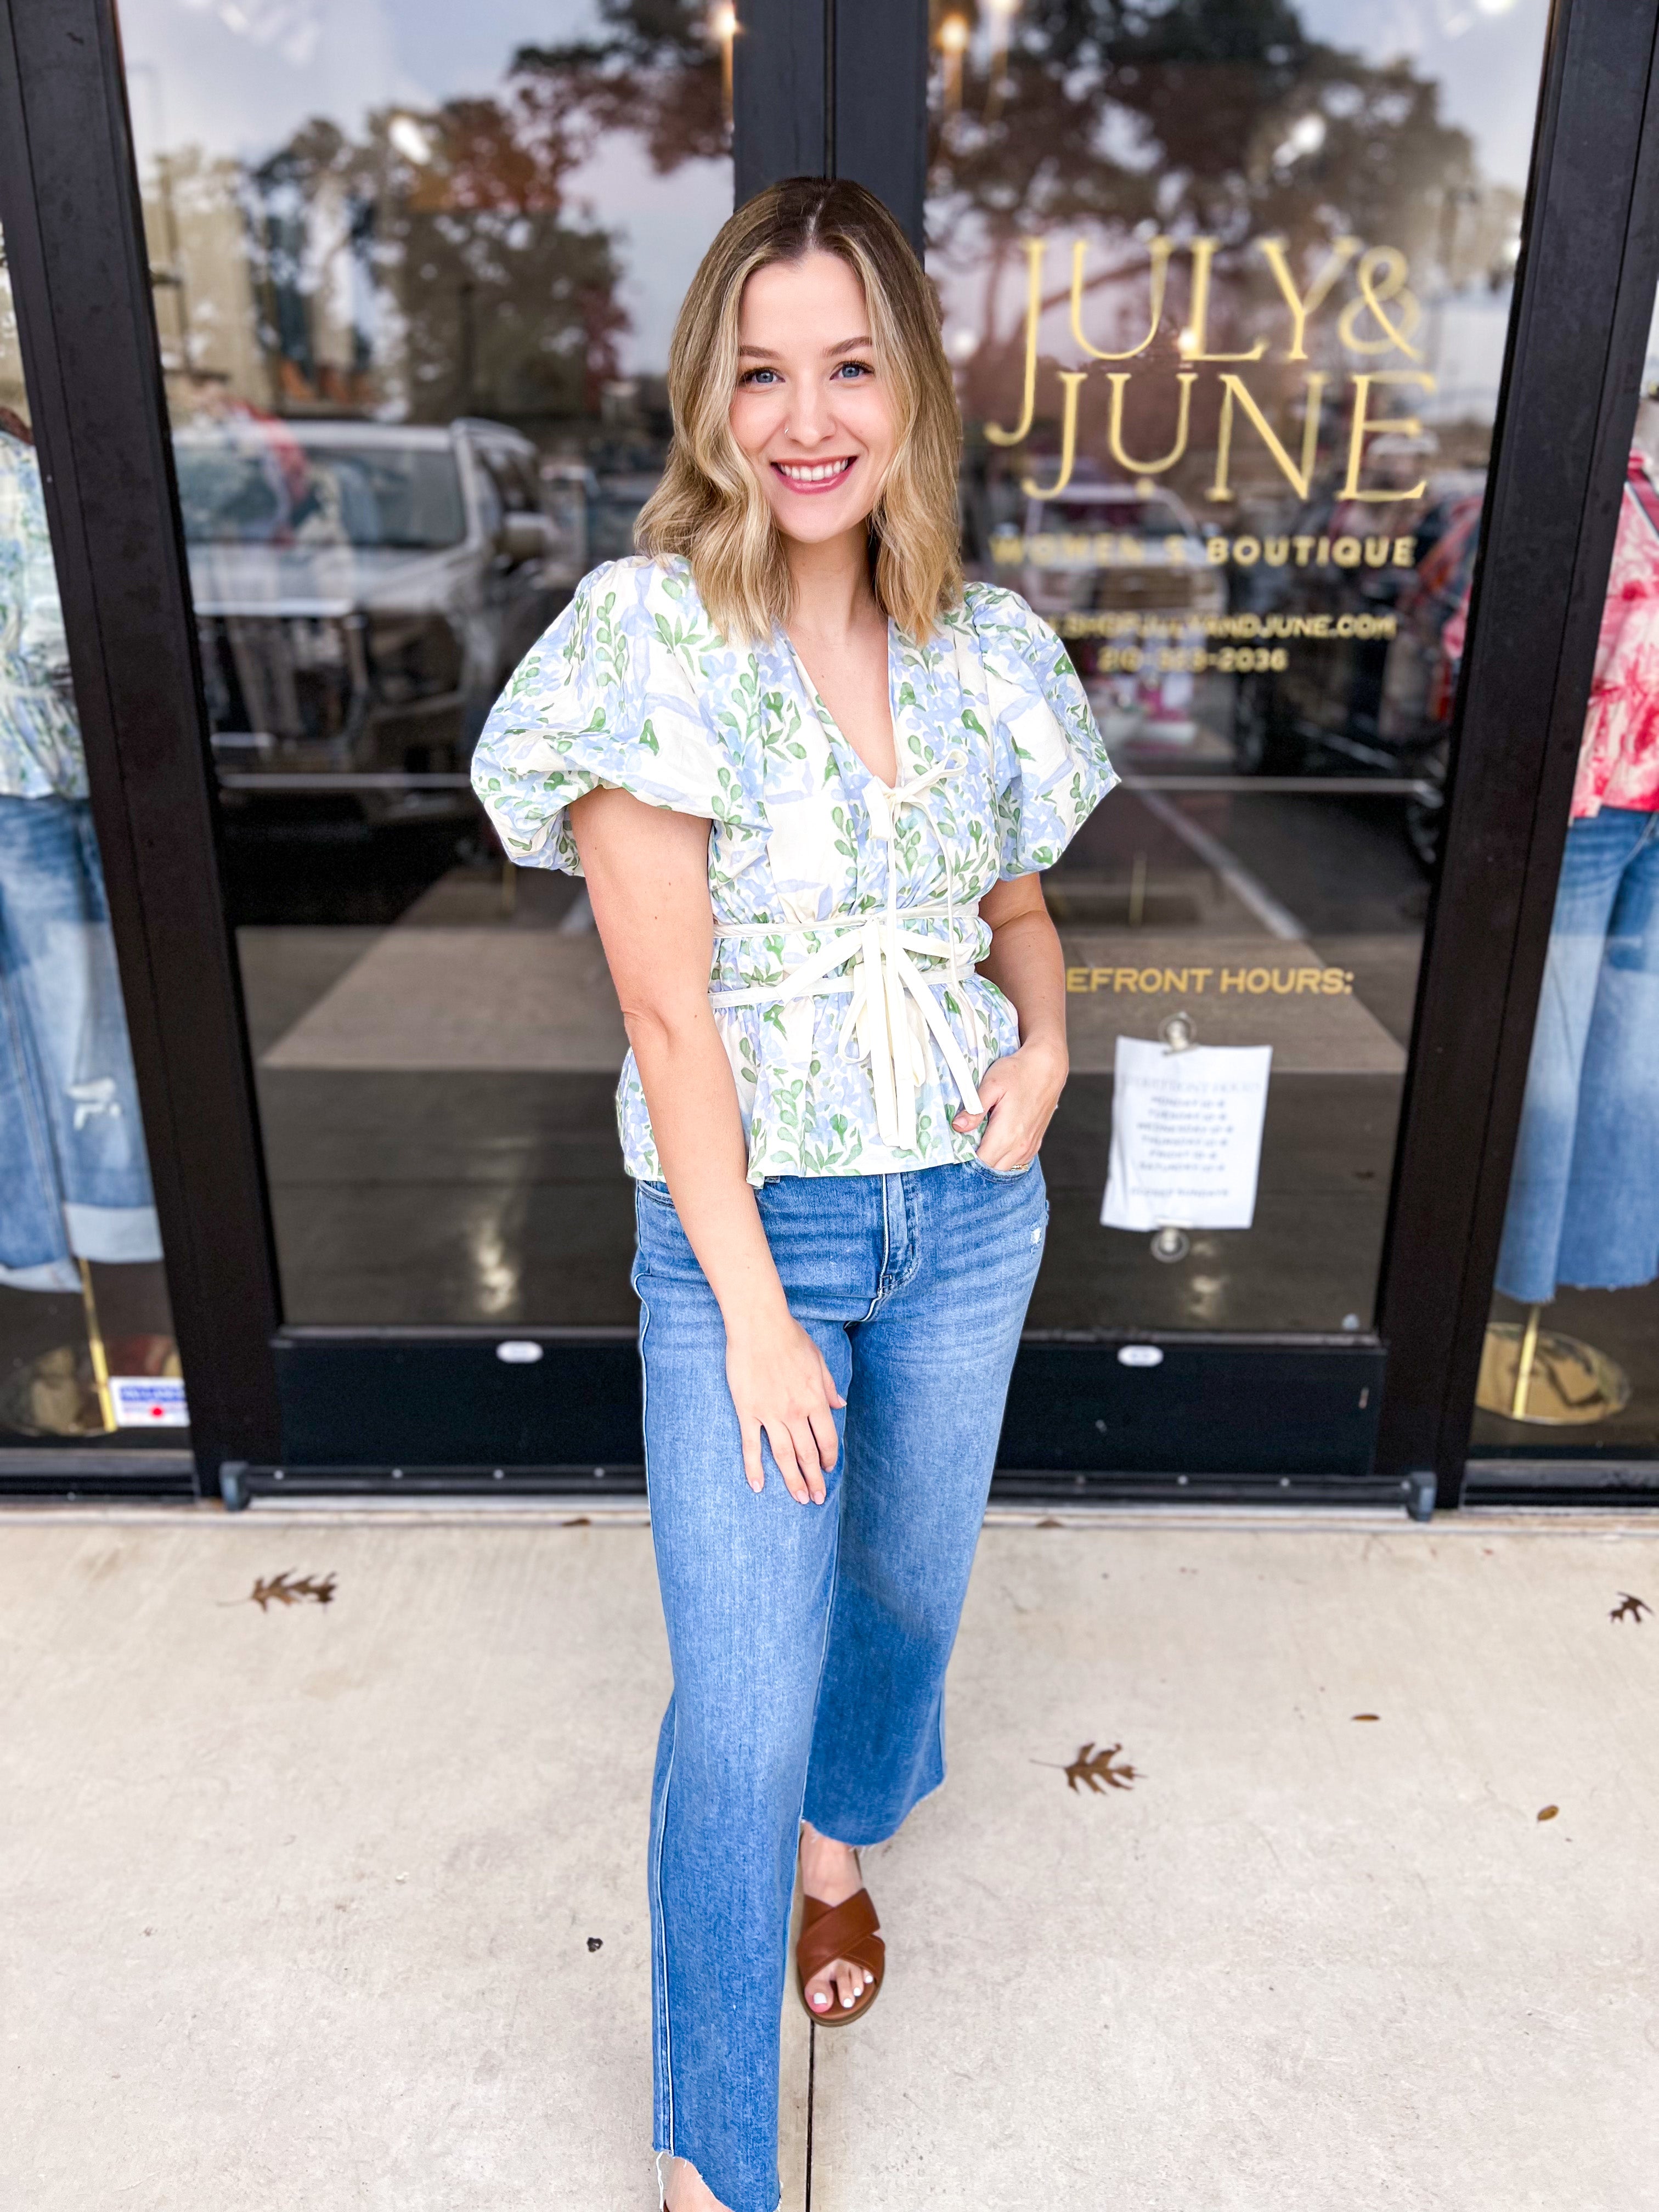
[471,555,1116,1184]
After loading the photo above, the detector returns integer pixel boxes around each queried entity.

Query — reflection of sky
[118,0,732,373]
[114,0,1552,381]
[1297,0,1549,191]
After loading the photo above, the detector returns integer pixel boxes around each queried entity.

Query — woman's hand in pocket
[725,1305,845,1504]
[954,1036,1068,1171]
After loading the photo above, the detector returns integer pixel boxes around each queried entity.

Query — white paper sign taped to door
[1101,1036,1272,1232]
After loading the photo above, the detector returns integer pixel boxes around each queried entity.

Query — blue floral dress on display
[471,554,1116,1184]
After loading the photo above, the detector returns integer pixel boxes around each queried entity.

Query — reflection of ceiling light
[1475,0,1518,12]
[709,3,738,39]
[388,113,435,166]
[984,0,1019,16]
[947,327,977,361]
[938,13,970,54]
[1274,112,1327,165]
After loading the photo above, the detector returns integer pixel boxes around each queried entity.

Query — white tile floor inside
[2,1504,1656,2212]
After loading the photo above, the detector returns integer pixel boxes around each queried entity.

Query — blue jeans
[633,1161,1047,2212]
[1496,806,1659,1303]
[0,794,159,1282]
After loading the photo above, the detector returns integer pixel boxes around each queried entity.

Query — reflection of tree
[514,0,729,174]
[930,0,1506,473]
[932,0,1476,266]
[160,0,724,426]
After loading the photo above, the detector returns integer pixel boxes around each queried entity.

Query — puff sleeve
[470,556,742,874]
[967,582,1118,876]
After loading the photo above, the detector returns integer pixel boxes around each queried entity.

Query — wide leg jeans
[632,1160,1047,2212]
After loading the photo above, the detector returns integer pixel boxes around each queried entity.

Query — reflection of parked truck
[173,414,562,827]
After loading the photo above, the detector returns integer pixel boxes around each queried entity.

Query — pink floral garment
[1573,447,1659,818]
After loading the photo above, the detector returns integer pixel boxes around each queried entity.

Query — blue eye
[834,360,874,380]
[739,367,779,386]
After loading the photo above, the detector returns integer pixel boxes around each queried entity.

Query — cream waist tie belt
[708,904,985,1153]
[708,755,986,1153]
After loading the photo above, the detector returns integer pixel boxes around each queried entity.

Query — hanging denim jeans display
[0,793,160,1287]
[1495,806,1659,1304]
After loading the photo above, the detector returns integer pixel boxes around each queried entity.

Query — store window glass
[116,0,733,1324]
[1471,284,1659,1458]
[0,223,185,1438]
[927,0,1549,1331]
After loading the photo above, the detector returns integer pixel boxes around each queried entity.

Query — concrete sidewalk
[2,1504,1655,2211]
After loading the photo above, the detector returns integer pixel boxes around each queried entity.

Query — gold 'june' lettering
[1208,372,1328,502]
[1341,373,1435,500]
[1022,370,1087,496]
[1105,370,1195,476]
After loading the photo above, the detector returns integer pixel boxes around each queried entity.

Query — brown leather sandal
[795,1881,885,2027]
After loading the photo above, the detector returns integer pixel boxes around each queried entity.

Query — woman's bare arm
[571,785,842,1500]
[951,872,1068,1169]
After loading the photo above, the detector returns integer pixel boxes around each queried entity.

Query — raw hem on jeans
[64,1201,162,1264]
[655,2149,781,2212]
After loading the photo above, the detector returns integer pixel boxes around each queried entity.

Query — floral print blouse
[471,554,1116,1183]
[0,429,85,800]
[1573,447,1659,819]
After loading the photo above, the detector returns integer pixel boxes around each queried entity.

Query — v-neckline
[786,622,902,793]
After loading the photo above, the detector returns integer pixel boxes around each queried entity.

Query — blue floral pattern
[471,554,1116,1182]
[0,430,84,800]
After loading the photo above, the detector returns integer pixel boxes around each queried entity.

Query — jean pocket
[634,1176,677,1210]
[968,1153,1036,1180]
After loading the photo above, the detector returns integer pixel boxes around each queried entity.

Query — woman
[473,176,1115,2212]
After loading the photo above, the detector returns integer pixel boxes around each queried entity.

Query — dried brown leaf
[1062,1741,1139,1794]
[1609,1592,1650,1624]
[1352,1713,1380,1722]
[1536,1804,1559,1822]
[248,1571,336,1612]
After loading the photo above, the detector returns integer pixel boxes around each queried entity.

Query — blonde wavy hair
[635,176,963,646]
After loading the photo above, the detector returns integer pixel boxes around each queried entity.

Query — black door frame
[0,0,282,1497]
[1,0,1655,1507]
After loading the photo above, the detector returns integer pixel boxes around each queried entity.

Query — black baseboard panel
[274,1332,644,1469]
[258,1330,1391,1503]
[0,1448,198,1500]
[1000,1338,1386,1478]
[1463,1457,1659,1508]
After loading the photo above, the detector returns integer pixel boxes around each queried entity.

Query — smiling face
[729,250,898,549]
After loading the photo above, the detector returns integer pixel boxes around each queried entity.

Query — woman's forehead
[738,252,868,341]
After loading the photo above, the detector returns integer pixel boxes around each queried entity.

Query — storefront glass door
[926,0,1549,1336]
[58,0,1631,1489]
[116,0,732,1330]
[1470,277,1659,1477]
[0,213,184,1447]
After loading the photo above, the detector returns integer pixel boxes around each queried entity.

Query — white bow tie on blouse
[709,757,987,1154]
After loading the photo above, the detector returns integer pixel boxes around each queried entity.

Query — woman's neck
[783,522,879,645]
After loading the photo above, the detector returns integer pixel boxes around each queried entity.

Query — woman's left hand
[953,1035,1068,1171]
